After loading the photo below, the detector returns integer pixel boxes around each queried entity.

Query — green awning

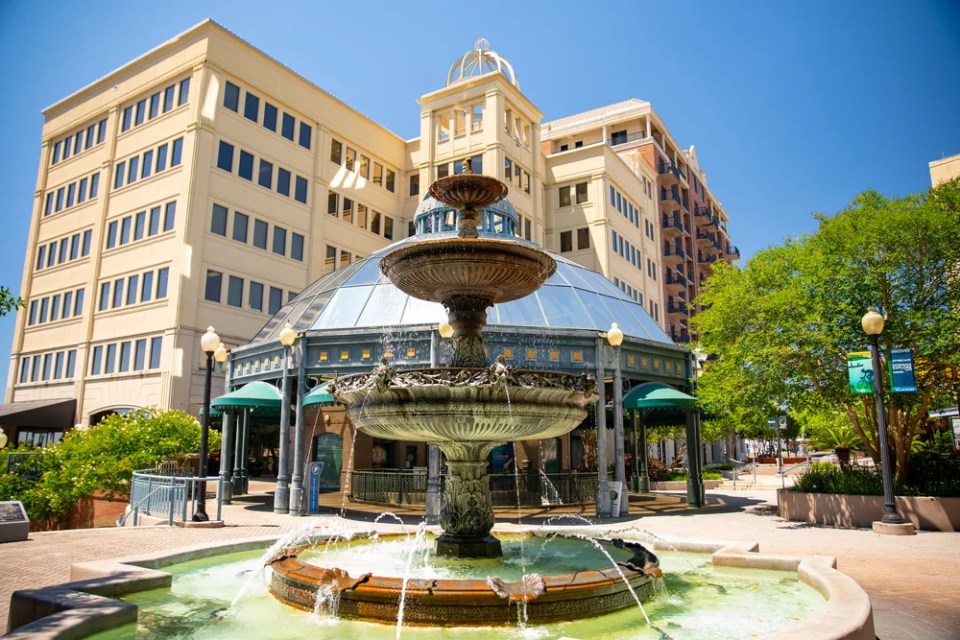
[303,382,336,407]
[211,381,283,411]
[622,382,697,409]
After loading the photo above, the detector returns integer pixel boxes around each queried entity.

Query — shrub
[908,450,960,497]
[793,463,888,495]
[646,458,669,482]
[705,463,736,471]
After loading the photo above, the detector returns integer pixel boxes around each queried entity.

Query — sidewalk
[2,483,958,639]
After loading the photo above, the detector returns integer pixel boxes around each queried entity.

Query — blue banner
[847,352,874,395]
[889,349,917,393]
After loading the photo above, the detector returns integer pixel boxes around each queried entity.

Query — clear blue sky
[1,0,958,387]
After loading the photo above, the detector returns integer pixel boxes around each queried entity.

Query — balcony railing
[667,300,688,314]
[657,160,682,180]
[699,252,718,265]
[665,270,688,287]
[663,242,687,260]
[670,328,692,343]
[661,213,687,234]
[727,244,741,257]
[608,131,649,147]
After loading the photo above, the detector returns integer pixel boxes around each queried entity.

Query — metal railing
[349,470,597,507]
[727,458,758,489]
[120,469,223,526]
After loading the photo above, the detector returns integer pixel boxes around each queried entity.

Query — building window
[211,204,228,236]
[233,212,249,243]
[227,276,244,308]
[263,102,278,131]
[611,130,627,145]
[294,176,308,204]
[253,220,268,249]
[258,159,273,189]
[248,281,264,311]
[386,170,395,193]
[325,245,336,272]
[272,227,286,256]
[291,233,304,261]
[298,122,312,149]
[560,230,572,253]
[277,168,291,196]
[577,227,590,250]
[205,271,222,302]
[268,287,283,315]
[384,217,394,240]
[409,174,419,197]
[373,163,383,186]
[330,139,342,164]
[575,182,588,204]
[559,186,571,207]
[243,92,259,122]
[238,150,254,180]
[217,141,234,171]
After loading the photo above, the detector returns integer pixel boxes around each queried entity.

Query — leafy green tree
[692,179,960,483]
[0,286,24,317]
[0,408,219,525]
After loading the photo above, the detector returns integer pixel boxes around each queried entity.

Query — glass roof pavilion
[229,195,688,387]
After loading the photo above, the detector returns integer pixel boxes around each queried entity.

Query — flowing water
[88,542,825,640]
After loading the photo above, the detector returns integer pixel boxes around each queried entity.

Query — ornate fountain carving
[487,573,546,603]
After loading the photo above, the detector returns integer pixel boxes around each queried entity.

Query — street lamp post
[194,326,220,522]
[861,307,912,532]
[213,344,230,503]
[274,322,297,514]
[607,322,627,516]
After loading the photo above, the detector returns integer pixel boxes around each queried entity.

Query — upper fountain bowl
[380,236,556,305]
[429,172,508,213]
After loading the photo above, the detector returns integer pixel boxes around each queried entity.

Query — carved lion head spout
[314,567,372,594]
[486,573,546,603]
[610,538,662,577]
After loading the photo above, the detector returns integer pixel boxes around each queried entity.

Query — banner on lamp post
[847,351,874,395]
[888,348,918,393]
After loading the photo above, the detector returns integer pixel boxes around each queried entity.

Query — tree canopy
[691,179,960,481]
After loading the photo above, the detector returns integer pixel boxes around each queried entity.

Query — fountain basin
[269,534,657,625]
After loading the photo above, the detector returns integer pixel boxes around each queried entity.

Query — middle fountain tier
[332,164,599,558]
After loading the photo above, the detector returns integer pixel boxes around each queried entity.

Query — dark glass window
[205,271,222,302]
[263,103,278,131]
[126,274,139,305]
[135,100,146,126]
[294,176,308,203]
[119,342,131,372]
[149,93,160,119]
[330,139,342,164]
[298,122,312,149]
[227,276,243,307]
[90,346,103,375]
[575,182,588,204]
[238,150,254,180]
[233,212,249,242]
[281,113,295,141]
[156,145,168,172]
[58,239,68,263]
[134,339,147,370]
[277,168,291,196]
[223,81,240,111]
[142,150,153,178]
[258,159,273,189]
[560,230,572,253]
[244,92,260,122]
[559,186,571,207]
[114,162,125,189]
[85,125,95,149]
[141,271,154,302]
[171,138,183,166]
[74,289,84,316]
[249,281,263,311]
[97,118,107,143]
[156,267,169,298]
[163,202,176,231]
[178,78,190,105]
[268,286,283,314]
[327,192,339,215]
[211,204,228,236]
[386,170,395,193]
[253,220,268,249]
[384,216,394,240]
[127,156,139,184]
[149,337,162,368]
[122,106,133,131]
[163,85,175,112]
[66,350,76,378]
[149,206,161,235]
[36,245,46,270]
[70,234,80,260]
[291,233,304,261]
[45,192,53,216]
[104,344,116,374]
[409,174,419,197]
[134,212,145,240]
[577,227,590,250]
[120,217,131,245]
[371,211,381,235]
[112,279,124,308]
[272,226,286,256]
[217,141,234,171]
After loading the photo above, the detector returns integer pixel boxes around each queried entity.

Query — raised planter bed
[649,479,722,491]
[778,488,960,532]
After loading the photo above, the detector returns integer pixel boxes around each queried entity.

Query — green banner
[847,351,874,395]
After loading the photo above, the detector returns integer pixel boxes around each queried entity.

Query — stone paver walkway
[2,483,958,639]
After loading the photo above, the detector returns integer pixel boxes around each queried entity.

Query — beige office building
[3,22,736,446]
[930,153,960,186]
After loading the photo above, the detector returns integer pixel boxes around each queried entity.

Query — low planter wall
[778,488,960,532]
[649,479,722,491]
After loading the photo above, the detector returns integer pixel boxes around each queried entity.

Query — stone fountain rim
[3,531,873,640]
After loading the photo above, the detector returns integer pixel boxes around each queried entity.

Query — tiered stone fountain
[268,166,663,624]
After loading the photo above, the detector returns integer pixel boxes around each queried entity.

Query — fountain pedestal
[436,456,501,558]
